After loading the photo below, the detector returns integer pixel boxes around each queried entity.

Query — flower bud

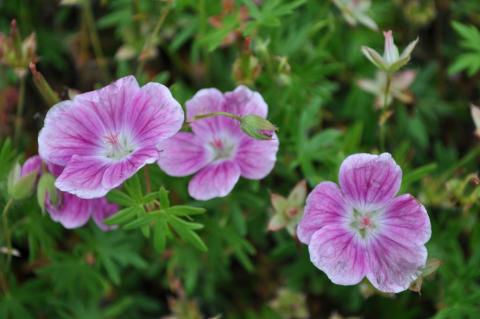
[361,30,419,73]
[268,180,307,236]
[240,114,277,140]
[30,62,60,107]
[37,172,58,212]
[0,20,37,78]
[7,156,42,200]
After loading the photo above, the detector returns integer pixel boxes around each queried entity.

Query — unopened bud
[30,62,60,107]
[7,156,42,200]
[240,114,277,140]
[37,173,58,212]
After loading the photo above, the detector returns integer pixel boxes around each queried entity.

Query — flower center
[208,137,236,161]
[350,209,379,239]
[103,132,136,161]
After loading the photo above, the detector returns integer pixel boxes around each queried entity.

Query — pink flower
[297,153,431,293]
[157,86,279,200]
[44,163,118,230]
[38,76,184,199]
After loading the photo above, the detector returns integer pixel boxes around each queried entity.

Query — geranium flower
[38,76,184,199]
[157,86,279,201]
[44,162,118,230]
[297,153,431,293]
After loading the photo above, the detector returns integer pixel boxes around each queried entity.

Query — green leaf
[104,206,143,225]
[124,174,143,201]
[166,205,206,217]
[123,212,162,230]
[153,217,168,253]
[168,216,207,252]
[401,163,437,192]
[158,187,170,209]
[106,190,135,206]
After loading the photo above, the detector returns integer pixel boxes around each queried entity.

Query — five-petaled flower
[297,153,431,293]
[38,76,184,199]
[157,86,279,201]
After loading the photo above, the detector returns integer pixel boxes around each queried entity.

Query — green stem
[190,111,242,123]
[136,3,171,77]
[13,75,26,145]
[379,72,392,151]
[2,198,14,268]
[83,0,109,81]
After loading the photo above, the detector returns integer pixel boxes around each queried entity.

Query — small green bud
[7,163,38,200]
[37,173,58,212]
[240,114,277,140]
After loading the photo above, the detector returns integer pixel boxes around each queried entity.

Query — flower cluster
[31,72,431,294]
[32,76,279,228]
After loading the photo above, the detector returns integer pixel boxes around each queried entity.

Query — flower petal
[297,182,349,244]
[339,153,401,211]
[185,88,225,121]
[91,197,119,231]
[366,235,427,293]
[188,161,241,200]
[235,134,279,179]
[308,225,367,285]
[101,147,159,190]
[186,89,241,140]
[380,194,431,246]
[157,132,212,176]
[224,85,268,118]
[136,82,184,144]
[55,155,110,199]
[46,192,92,229]
[38,100,104,165]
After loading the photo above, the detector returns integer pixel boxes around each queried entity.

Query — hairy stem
[190,111,242,123]
[379,72,392,151]
[136,3,171,77]
[83,0,109,81]
[2,198,14,269]
[13,75,26,145]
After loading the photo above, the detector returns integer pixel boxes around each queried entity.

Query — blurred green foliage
[1,0,480,318]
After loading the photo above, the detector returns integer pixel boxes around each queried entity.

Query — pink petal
[20,155,42,177]
[45,192,92,229]
[91,197,119,231]
[308,225,367,285]
[339,153,401,211]
[157,132,212,176]
[188,161,241,200]
[297,182,349,244]
[134,82,184,145]
[102,147,159,190]
[55,155,110,199]
[380,194,431,246]
[185,88,242,141]
[366,235,427,293]
[185,88,225,122]
[38,100,104,165]
[224,86,268,118]
[76,75,141,133]
[235,133,279,179]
